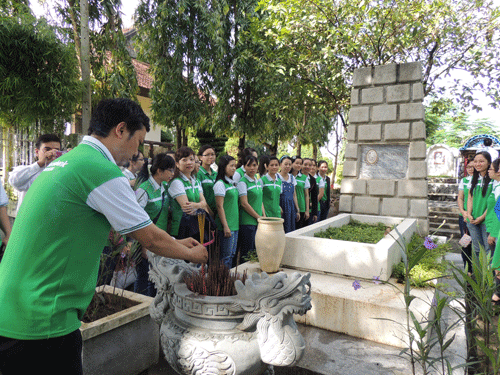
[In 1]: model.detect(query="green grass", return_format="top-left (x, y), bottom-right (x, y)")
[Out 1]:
top-left (313, 220), bottom-right (388, 244)
top-left (391, 233), bottom-right (450, 288)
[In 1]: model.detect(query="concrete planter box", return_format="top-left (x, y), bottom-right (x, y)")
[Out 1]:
top-left (282, 214), bottom-right (417, 281)
top-left (80, 285), bottom-right (159, 375)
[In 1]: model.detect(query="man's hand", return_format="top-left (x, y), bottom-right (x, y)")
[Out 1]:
top-left (37, 148), bottom-right (59, 167)
top-left (177, 237), bottom-right (201, 248)
top-left (187, 244), bottom-right (208, 263)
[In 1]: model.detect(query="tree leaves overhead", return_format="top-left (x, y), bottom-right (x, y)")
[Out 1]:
top-left (257, 0), bottom-right (500, 112)
top-left (0, 13), bottom-right (80, 127)
top-left (55, 0), bottom-right (139, 106)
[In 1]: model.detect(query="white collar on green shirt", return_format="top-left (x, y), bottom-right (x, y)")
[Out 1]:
top-left (82, 136), bottom-right (116, 164)
top-left (179, 171), bottom-right (197, 185)
top-left (243, 173), bottom-right (258, 182)
top-left (263, 172), bottom-right (278, 182)
top-left (148, 175), bottom-right (161, 190)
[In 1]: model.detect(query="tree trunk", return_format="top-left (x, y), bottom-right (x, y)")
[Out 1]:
top-left (296, 134), bottom-right (302, 158)
top-left (80, 0), bottom-right (91, 135)
top-left (2, 128), bottom-right (13, 188)
top-left (312, 144), bottom-right (318, 160)
top-left (67, 0), bottom-right (82, 68)
top-left (182, 128), bottom-right (188, 147)
top-left (176, 123), bottom-right (182, 149)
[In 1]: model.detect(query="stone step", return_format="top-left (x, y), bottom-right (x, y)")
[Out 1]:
top-left (239, 262), bottom-right (435, 349)
top-left (428, 212), bottom-right (460, 220)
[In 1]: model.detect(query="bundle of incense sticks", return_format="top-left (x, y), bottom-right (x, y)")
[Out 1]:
top-left (184, 213), bottom-right (247, 296)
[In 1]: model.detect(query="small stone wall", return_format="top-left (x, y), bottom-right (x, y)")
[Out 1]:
top-left (340, 62), bottom-right (428, 233)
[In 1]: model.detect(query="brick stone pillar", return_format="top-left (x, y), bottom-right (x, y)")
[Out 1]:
top-left (339, 62), bottom-right (428, 233)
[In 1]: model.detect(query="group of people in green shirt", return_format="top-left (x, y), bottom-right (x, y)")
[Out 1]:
top-left (458, 150), bottom-right (500, 304)
top-left (129, 145), bottom-right (332, 271)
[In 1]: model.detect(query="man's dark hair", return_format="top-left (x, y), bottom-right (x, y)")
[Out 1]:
top-left (35, 134), bottom-right (61, 149)
top-left (88, 98), bottom-right (150, 137)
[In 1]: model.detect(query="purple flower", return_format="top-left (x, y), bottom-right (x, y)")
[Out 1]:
top-left (373, 276), bottom-right (381, 285)
top-left (352, 280), bottom-right (361, 290)
top-left (431, 296), bottom-right (437, 307)
top-left (424, 237), bottom-right (437, 250)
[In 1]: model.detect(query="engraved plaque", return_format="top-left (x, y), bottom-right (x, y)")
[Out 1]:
top-left (359, 145), bottom-right (408, 179)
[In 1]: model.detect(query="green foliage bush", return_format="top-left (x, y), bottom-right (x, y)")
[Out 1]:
top-left (392, 233), bottom-right (449, 288)
top-left (314, 220), bottom-right (388, 244)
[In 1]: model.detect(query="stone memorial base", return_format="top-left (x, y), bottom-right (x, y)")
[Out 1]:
top-left (238, 263), bottom-right (435, 348)
top-left (282, 214), bottom-right (417, 281)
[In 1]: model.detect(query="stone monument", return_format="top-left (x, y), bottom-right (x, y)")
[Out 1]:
top-left (427, 144), bottom-right (459, 178)
top-left (340, 62), bottom-right (428, 233)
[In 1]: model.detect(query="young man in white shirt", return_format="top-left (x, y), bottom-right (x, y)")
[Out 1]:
top-left (8, 134), bottom-right (62, 211)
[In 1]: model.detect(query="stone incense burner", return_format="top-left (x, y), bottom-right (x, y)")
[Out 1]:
top-left (148, 253), bottom-right (312, 375)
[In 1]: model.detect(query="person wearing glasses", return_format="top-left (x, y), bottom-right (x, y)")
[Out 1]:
top-left (197, 145), bottom-right (217, 216)
top-left (122, 150), bottom-right (145, 187)
top-left (168, 147), bottom-right (212, 240)
top-left (134, 153), bottom-right (176, 296)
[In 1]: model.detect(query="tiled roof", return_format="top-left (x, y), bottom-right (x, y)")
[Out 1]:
top-left (132, 58), bottom-right (152, 90)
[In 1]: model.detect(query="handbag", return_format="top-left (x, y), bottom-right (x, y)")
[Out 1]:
top-left (458, 233), bottom-right (472, 247)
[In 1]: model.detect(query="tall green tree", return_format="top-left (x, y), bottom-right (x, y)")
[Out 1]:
top-left (0, 13), bottom-right (80, 128)
top-left (256, 0), bottom-right (500, 117)
top-left (425, 99), bottom-right (498, 148)
top-left (55, 0), bottom-right (138, 107)
top-left (135, 0), bottom-right (215, 148)
top-left (0, 11), bottom-right (80, 183)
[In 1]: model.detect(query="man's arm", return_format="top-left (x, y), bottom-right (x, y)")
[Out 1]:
top-left (8, 163), bottom-right (43, 192)
top-left (129, 224), bottom-right (207, 263)
top-left (0, 206), bottom-right (11, 246)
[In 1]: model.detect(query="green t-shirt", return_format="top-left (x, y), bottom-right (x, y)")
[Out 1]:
top-left (0, 137), bottom-right (151, 339)
top-left (136, 177), bottom-right (168, 231)
top-left (168, 174), bottom-right (202, 236)
top-left (237, 175), bottom-right (263, 226)
top-left (295, 173), bottom-right (309, 213)
top-left (458, 176), bottom-right (472, 216)
top-left (471, 176), bottom-right (493, 219)
top-left (214, 179), bottom-right (239, 231)
top-left (261, 174), bottom-right (282, 218)
top-left (197, 166), bottom-right (216, 214)
top-left (485, 182), bottom-right (500, 236)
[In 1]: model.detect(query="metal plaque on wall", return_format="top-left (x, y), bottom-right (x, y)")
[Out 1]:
top-left (359, 145), bottom-right (409, 179)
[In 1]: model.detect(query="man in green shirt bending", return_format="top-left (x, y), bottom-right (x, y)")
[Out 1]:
top-left (0, 98), bottom-right (207, 374)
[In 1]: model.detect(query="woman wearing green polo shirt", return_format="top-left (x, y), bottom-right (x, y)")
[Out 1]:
top-left (168, 147), bottom-right (212, 240)
top-left (234, 147), bottom-right (257, 183)
top-left (466, 151), bottom-right (493, 256)
top-left (486, 159), bottom-right (500, 252)
top-left (197, 145), bottom-right (217, 215)
top-left (134, 153), bottom-right (175, 296)
top-left (292, 156), bottom-right (310, 229)
top-left (214, 155), bottom-right (239, 267)
top-left (237, 155), bottom-right (264, 265)
top-left (259, 155), bottom-right (282, 219)
top-left (458, 162), bottom-right (474, 270)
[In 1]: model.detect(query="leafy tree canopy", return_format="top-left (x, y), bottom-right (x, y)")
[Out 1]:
top-left (256, 0), bottom-right (500, 113)
top-left (0, 12), bottom-right (80, 128)
top-left (425, 98), bottom-right (499, 148)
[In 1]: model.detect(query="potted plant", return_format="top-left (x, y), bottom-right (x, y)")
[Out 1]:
top-left (80, 232), bottom-right (159, 375)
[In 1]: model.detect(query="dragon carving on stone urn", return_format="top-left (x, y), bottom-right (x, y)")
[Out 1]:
top-left (148, 253), bottom-right (312, 375)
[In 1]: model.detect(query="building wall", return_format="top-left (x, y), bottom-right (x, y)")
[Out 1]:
top-left (138, 95), bottom-right (161, 143)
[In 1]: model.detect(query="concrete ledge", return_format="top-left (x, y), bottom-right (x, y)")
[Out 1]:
top-left (239, 264), bottom-right (435, 348)
top-left (81, 286), bottom-right (159, 375)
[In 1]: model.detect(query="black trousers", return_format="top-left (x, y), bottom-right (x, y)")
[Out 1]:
top-left (0, 329), bottom-right (83, 375)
